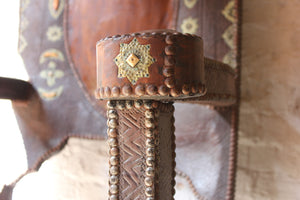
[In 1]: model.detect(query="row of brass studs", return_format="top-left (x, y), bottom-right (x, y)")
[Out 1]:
top-left (144, 101), bottom-right (159, 200)
top-left (107, 101), bottom-right (119, 200)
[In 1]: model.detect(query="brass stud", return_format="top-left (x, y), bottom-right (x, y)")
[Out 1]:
top-left (126, 100), bottom-right (133, 109)
top-left (110, 147), bottom-right (119, 156)
top-left (146, 167), bottom-right (155, 177)
top-left (122, 84), bottom-right (132, 96)
top-left (165, 35), bottom-right (176, 44)
top-left (105, 87), bottom-right (111, 97)
top-left (108, 138), bottom-right (118, 147)
top-left (182, 84), bottom-right (190, 95)
top-left (110, 175), bottom-right (119, 185)
top-left (110, 166), bottom-right (119, 175)
top-left (108, 128), bottom-right (117, 138)
top-left (117, 101), bottom-right (125, 110)
top-left (158, 85), bottom-right (170, 96)
top-left (144, 101), bottom-right (153, 109)
top-left (107, 110), bottom-right (118, 119)
top-left (135, 84), bottom-right (146, 96)
top-left (110, 185), bottom-right (118, 194)
top-left (134, 100), bottom-right (143, 108)
top-left (107, 101), bottom-right (116, 109)
top-left (146, 85), bottom-right (158, 95)
top-left (110, 195), bottom-right (118, 200)
top-left (162, 67), bottom-right (174, 77)
top-left (146, 139), bottom-right (155, 147)
top-left (165, 45), bottom-right (176, 55)
top-left (110, 156), bottom-right (119, 165)
top-left (146, 148), bottom-right (155, 157)
top-left (144, 177), bottom-right (153, 187)
top-left (145, 119), bottom-right (155, 129)
top-left (191, 84), bottom-right (199, 94)
top-left (170, 87), bottom-right (180, 97)
top-left (164, 55), bottom-right (176, 66)
top-left (108, 119), bottom-right (118, 128)
top-left (145, 110), bottom-right (154, 118)
top-left (145, 187), bottom-right (154, 197)
top-left (145, 129), bottom-right (154, 138)
top-left (146, 158), bottom-right (155, 167)
top-left (111, 86), bottom-right (120, 97)
top-left (100, 87), bottom-right (105, 97)
top-left (164, 78), bottom-right (175, 88)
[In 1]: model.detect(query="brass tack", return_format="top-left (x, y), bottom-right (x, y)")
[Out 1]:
top-left (110, 166), bottom-right (119, 175)
top-left (164, 55), bottom-right (176, 66)
top-left (145, 129), bottom-right (154, 138)
top-left (146, 85), bottom-right (158, 95)
top-left (110, 175), bottom-right (119, 185)
top-left (146, 157), bottom-right (155, 167)
top-left (164, 78), bottom-right (175, 88)
top-left (158, 85), bottom-right (170, 96)
top-left (110, 156), bottom-right (119, 165)
top-left (110, 185), bottom-right (118, 194)
top-left (134, 100), bottom-right (143, 108)
top-left (135, 84), bottom-right (146, 96)
top-left (107, 101), bottom-right (116, 109)
top-left (122, 84), bottom-right (132, 96)
top-left (107, 110), bottom-right (118, 119)
top-left (144, 101), bottom-right (153, 109)
top-left (165, 45), bottom-right (176, 55)
top-left (145, 110), bottom-right (154, 118)
top-left (108, 128), bottom-right (117, 138)
top-left (170, 87), bottom-right (180, 97)
top-left (145, 119), bottom-right (155, 129)
top-left (145, 187), bottom-right (154, 197)
top-left (110, 147), bottom-right (119, 156)
top-left (105, 87), bottom-right (111, 97)
top-left (108, 138), bottom-right (118, 147)
top-left (117, 101), bottom-right (125, 110)
top-left (191, 84), bottom-right (199, 94)
top-left (162, 67), bottom-right (174, 78)
top-left (146, 138), bottom-right (155, 147)
top-left (107, 119), bottom-right (118, 128)
top-left (146, 167), bottom-right (155, 177)
top-left (110, 195), bottom-right (118, 200)
top-left (182, 84), bottom-right (190, 95)
top-left (165, 35), bottom-right (176, 44)
top-left (126, 100), bottom-right (133, 109)
top-left (111, 86), bottom-right (120, 97)
top-left (100, 87), bottom-right (105, 97)
top-left (146, 148), bottom-right (155, 157)
top-left (144, 177), bottom-right (153, 187)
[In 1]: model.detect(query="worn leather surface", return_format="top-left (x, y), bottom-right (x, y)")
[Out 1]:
top-left (0, 0), bottom-right (241, 199)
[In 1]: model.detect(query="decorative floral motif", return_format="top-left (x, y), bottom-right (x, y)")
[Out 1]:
top-left (40, 68), bottom-right (64, 87)
top-left (114, 38), bottom-right (155, 85)
top-left (181, 17), bottom-right (198, 34)
top-left (184, 0), bottom-right (198, 9)
top-left (222, 0), bottom-right (236, 23)
top-left (48, 0), bottom-right (64, 19)
top-left (46, 25), bottom-right (63, 41)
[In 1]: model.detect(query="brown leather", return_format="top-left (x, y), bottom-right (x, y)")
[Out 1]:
top-left (0, 0), bottom-right (242, 199)
top-left (65, 0), bottom-right (178, 102)
top-left (108, 101), bottom-right (175, 199)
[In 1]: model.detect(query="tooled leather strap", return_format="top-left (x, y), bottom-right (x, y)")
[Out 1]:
top-left (95, 31), bottom-right (236, 105)
top-left (96, 31), bottom-right (236, 200)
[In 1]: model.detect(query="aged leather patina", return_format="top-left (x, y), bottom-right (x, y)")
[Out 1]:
top-left (0, 0), bottom-right (242, 199)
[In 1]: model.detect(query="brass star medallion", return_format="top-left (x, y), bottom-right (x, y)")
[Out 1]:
top-left (114, 38), bottom-right (155, 85)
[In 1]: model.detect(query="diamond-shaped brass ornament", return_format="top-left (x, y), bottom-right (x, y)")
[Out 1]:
top-left (114, 38), bottom-right (155, 85)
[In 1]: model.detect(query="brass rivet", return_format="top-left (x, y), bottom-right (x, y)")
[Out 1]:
top-left (135, 84), bottom-right (146, 96)
top-left (146, 139), bottom-right (155, 147)
top-left (110, 156), bottom-right (119, 165)
top-left (164, 78), bottom-right (175, 88)
top-left (145, 110), bottom-right (154, 118)
top-left (110, 166), bottom-right (119, 175)
top-left (145, 129), bottom-right (154, 138)
top-left (162, 67), bottom-right (174, 78)
top-left (158, 85), bottom-right (170, 96)
top-left (108, 119), bottom-right (118, 128)
top-left (144, 101), bottom-right (153, 109)
top-left (145, 119), bottom-right (155, 129)
top-left (144, 177), bottom-right (153, 187)
top-left (145, 187), bottom-right (154, 197)
top-left (126, 100), bottom-right (133, 109)
top-left (182, 84), bottom-right (190, 95)
top-left (107, 101), bottom-right (116, 109)
top-left (165, 45), bottom-right (176, 55)
top-left (164, 55), bottom-right (176, 66)
top-left (107, 110), bottom-right (118, 119)
top-left (117, 101), bottom-right (126, 110)
top-left (146, 157), bottom-right (155, 167)
top-left (134, 100), bottom-right (143, 108)
top-left (110, 147), bottom-right (119, 156)
top-left (110, 185), bottom-right (118, 194)
top-left (108, 138), bottom-right (118, 147)
top-left (111, 86), bottom-right (120, 97)
top-left (122, 84), bottom-right (132, 96)
top-left (146, 85), bottom-right (158, 95)
top-left (108, 128), bottom-right (117, 138)
top-left (105, 87), bottom-right (111, 97)
top-left (170, 87), bottom-right (180, 97)
top-left (110, 175), bottom-right (119, 185)
top-left (146, 167), bottom-right (155, 177)
top-left (110, 195), bottom-right (118, 200)
top-left (146, 148), bottom-right (155, 157)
